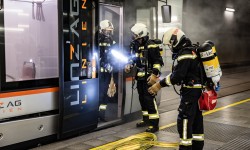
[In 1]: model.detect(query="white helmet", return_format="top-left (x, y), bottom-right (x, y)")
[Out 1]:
top-left (100, 20), bottom-right (114, 30)
top-left (162, 27), bottom-right (185, 48)
top-left (131, 23), bottom-right (148, 39)
top-left (99, 20), bottom-right (114, 37)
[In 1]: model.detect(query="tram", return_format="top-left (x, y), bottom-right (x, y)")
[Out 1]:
top-left (0, 0), bottom-right (161, 149)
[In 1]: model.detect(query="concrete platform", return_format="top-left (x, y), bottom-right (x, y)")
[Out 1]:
top-left (32, 65), bottom-right (250, 150)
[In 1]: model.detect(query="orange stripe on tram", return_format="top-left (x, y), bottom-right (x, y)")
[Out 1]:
top-left (0, 87), bottom-right (59, 98)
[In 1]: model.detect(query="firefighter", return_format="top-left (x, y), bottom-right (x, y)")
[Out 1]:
top-left (148, 27), bottom-right (205, 149)
top-left (97, 20), bottom-right (117, 121)
top-left (125, 23), bottom-right (164, 133)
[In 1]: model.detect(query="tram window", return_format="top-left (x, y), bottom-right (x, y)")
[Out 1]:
top-left (4, 0), bottom-right (58, 82)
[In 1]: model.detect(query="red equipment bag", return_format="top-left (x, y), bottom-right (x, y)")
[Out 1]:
top-left (198, 90), bottom-right (218, 111)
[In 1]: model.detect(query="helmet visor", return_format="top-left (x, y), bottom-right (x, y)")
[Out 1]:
top-left (131, 32), bottom-right (140, 40)
top-left (102, 29), bottom-right (113, 37)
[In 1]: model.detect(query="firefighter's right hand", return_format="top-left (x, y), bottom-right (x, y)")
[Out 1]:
top-left (147, 74), bottom-right (159, 85)
top-left (148, 82), bottom-right (162, 96)
top-left (125, 64), bottom-right (131, 73)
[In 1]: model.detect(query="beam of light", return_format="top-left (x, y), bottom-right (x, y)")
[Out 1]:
top-left (225, 8), bottom-right (235, 12)
top-left (111, 49), bottom-right (129, 63)
top-left (93, 52), bottom-right (98, 59)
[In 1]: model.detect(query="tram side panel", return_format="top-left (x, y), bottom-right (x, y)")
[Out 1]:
top-left (0, 90), bottom-right (58, 147)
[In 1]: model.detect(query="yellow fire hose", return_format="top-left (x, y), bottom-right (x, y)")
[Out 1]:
top-left (90, 132), bottom-right (179, 150)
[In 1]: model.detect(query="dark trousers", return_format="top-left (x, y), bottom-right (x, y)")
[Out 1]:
top-left (177, 88), bottom-right (204, 150)
top-left (137, 80), bottom-right (159, 127)
top-left (99, 71), bottom-right (111, 106)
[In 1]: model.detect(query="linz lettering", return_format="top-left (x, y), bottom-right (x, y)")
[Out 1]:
top-left (82, 22), bottom-right (87, 30)
top-left (70, 0), bottom-right (80, 106)
top-left (82, 59), bottom-right (87, 68)
top-left (82, 0), bottom-right (87, 9)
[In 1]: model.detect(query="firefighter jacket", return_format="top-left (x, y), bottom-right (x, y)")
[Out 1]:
top-left (98, 33), bottom-right (116, 72)
top-left (130, 39), bottom-right (164, 80)
top-left (160, 45), bottom-right (204, 87)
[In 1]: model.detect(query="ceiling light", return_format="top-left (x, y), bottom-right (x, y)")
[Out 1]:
top-left (225, 8), bottom-right (235, 12)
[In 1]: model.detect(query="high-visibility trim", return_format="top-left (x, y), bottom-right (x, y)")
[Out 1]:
top-left (135, 53), bottom-right (139, 57)
top-left (101, 67), bottom-right (104, 72)
top-left (99, 104), bottom-right (107, 111)
top-left (183, 84), bottom-right (203, 88)
top-left (183, 119), bottom-right (188, 140)
top-left (179, 138), bottom-right (192, 146)
top-left (192, 134), bottom-right (204, 141)
top-left (160, 50), bottom-right (163, 56)
top-left (177, 54), bottom-right (197, 61)
top-left (99, 43), bottom-right (111, 47)
top-left (149, 114), bottom-right (159, 119)
top-left (154, 99), bottom-right (159, 117)
top-left (148, 99), bottom-right (159, 119)
top-left (139, 46), bottom-right (144, 50)
top-left (148, 126), bottom-right (154, 129)
top-left (153, 64), bottom-right (161, 71)
top-left (183, 86), bottom-right (203, 88)
top-left (148, 44), bottom-right (159, 48)
top-left (142, 111), bottom-right (149, 116)
top-left (137, 72), bottom-right (145, 77)
top-left (140, 52), bottom-right (143, 58)
top-left (100, 67), bottom-right (109, 72)
top-left (165, 73), bottom-right (172, 86)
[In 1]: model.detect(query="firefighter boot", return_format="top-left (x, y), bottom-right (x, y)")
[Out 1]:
top-left (145, 126), bottom-right (159, 133)
top-left (99, 110), bottom-right (107, 122)
top-left (145, 118), bottom-right (159, 133)
top-left (136, 116), bottom-right (149, 127)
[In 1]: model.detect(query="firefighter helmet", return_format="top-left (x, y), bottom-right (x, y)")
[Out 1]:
top-left (130, 23), bottom-right (149, 39)
top-left (100, 20), bottom-right (114, 36)
top-left (162, 27), bottom-right (185, 48)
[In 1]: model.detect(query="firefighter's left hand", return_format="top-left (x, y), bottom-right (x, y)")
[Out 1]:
top-left (147, 74), bottom-right (159, 85)
top-left (148, 82), bottom-right (162, 96)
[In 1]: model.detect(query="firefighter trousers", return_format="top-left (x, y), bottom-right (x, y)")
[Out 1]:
top-left (98, 71), bottom-right (111, 120)
top-left (177, 88), bottom-right (204, 150)
top-left (137, 80), bottom-right (159, 127)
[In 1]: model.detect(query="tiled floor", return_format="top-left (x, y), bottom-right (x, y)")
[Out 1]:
top-left (32, 66), bottom-right (250, 150)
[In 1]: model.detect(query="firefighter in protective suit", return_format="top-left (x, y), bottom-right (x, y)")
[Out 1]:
top-left (97, 20), bottom-right (117, 121)
top-left (125, 23), bottom-right (164, 133)
top-left (148, 27), bottom-right (205, 149)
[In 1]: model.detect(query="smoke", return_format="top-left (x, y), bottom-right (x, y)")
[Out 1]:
top-left (183, 0), bottom-right (250, 64)
top-left (183, 0), bottom-right (225, 45)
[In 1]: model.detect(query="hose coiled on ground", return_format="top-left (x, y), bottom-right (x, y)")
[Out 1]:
top-left (90, 132), bottom-right (178, 150)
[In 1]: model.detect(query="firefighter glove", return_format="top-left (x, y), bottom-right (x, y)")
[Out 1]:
top-left (147, 74), bottom-right (159, 85)
top-left (148, 82), bottom-right (162, 96)
top-left (125, 64), bottom-right (132, 73)
top-left (107, 76), bottom-right (116, 97)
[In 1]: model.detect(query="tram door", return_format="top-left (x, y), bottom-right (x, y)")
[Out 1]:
top-left (98, 4), bottom-right (124, 125)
